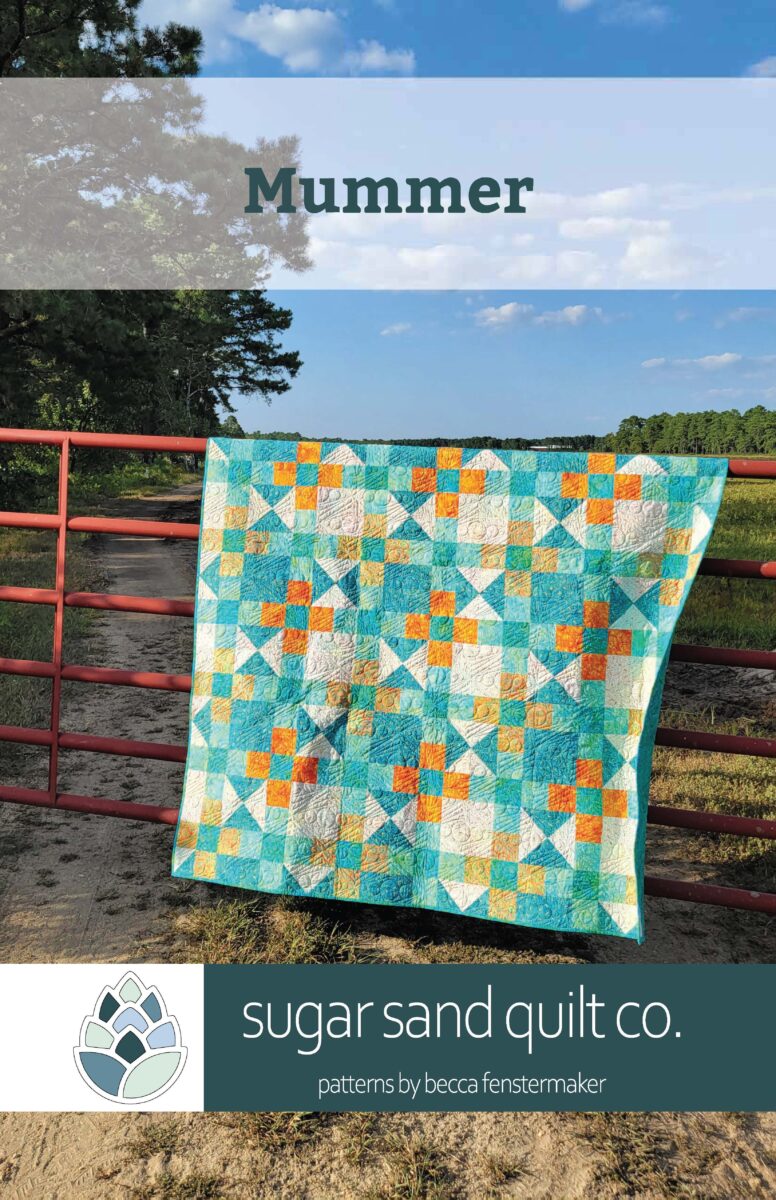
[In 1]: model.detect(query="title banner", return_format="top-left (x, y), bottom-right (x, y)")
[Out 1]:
top-left (1, 964), bottom-right (773, 1112)
top-left (205, 964), bottom-right (776, 1112)
top-left (2, 79), bottom-right (775, 289)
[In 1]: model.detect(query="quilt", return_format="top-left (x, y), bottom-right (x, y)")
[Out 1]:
top-left (173, 438), bottom-right (727, 940)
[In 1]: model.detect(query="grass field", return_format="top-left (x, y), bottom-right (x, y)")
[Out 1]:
top-left (676, 478), bottom-right (776, 648)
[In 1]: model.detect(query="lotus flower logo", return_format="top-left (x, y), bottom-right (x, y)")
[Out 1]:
top-left (74, 972), bottom-right (187, 1103)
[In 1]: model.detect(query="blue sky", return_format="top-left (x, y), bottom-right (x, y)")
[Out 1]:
top-left (237, 291), bottom-right (776, 438)
top-left (139, 1), bottom-right (776, 79)
top-left (134, 4), bottom-right (776, 435)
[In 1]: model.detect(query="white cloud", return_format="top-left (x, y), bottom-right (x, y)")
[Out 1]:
top-left (640, 352), bottom-right (774, 372)
top-left (746, 56), bottom-right (776, 78)
top-left (474, 301), bottom-right (607, 329)
top-left (474, 302), bottom-right (535, 328)
top-left (716, 306), bottom-right (776, 327)
top-left (535, 303), bottom-right (606, 326)
top-left (559, 217), bottom-right (671, 239)
top-left (601, 1), bottom-right (670, 27)
top-left (342, 39), bottom-right (415, 74)
top-left (139, 0), bottom-right (416, 73)
top-left (619, 234), bottom-right (715, 283)
top-left (380, 322), bottom-right (412, 336)
top-left (558, 0), bottom-right (670, 25)
top-left (688, 353), bottom-right (744, 370)
top-left (238, 6), bottom-right (340, 72)
top-left (529, 185), bottom-right (651, 220)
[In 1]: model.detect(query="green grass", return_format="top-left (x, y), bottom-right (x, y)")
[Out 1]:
top-left (366, 1134), bottom-right (453, 1200)
top-left (0, 527), bottom-right (98, 739)
top-left (0, 458), bottom-right (200, 739)
top-left (676, 478), bottom-right (775, 648)
top-left (128, 1119), bottom-right (183, 1160)
top-left (221, 1111), bottom-right (333, 1152)
top-left (652, 709), bottom-right (776, 893)
top-left (131, 1173), bottom-right (225, 1200)
top-left (3, 444), bottom-right (199, 514)
top-left (175, 893), bottom-right (377, 965)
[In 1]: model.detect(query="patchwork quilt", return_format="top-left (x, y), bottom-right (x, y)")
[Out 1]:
top-left (173, 439), bottom-right (727, 941)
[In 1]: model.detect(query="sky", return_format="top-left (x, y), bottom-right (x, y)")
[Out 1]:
top-left (135, 2), bottom-right (776, 435)
top-left (236, 291), bottom-right (776, 438)
top-left (137, 0), bottom-right (776, 79)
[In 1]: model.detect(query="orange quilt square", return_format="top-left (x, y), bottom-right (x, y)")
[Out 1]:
top-left (608, 629), bottom-right (632, 656)
top-left (442, 771), bottom-right (469, 800)
top-left (292, 756), bottom-right (318, 783)
top-left (420, 742), bottom-right (446, 770)
top-left (576, 814), bottom-right (603, 843)
top-left (283, 628), bottom-right (308, 655)
top-left (428, 640), bottom-right (453, 667)
top-left (582, 653), bottom-right (607, 680)
top-left (406, 613), bottom-right (431, 639)
top-left (417, 794), bottom-right (442, 822)
top-left (267, 779), bottom-right (292, 807)
top-left (548, 784), bottom-right (576, 812)
top-left (412, 467), bottom-right (437, 492)
top-left (393, 766), bottom-right (420, 794)
top-left (576, 759), bottom-right (603, 788)
top-left (584, 601), bottom-right (609, 628)
top-left (436, 492), bottom-right (459, 518)
top-left (614, 473), bottom-right (641, 500)
top-left (309, 605), bottom-right (334, 631)
top-left (459, 469), bottom-right (485, 494)
top-left (561, 472), bottom-right (588, 499)
top-left (261, 602), bottom-right (286, 627)
top-left (271, 727), bottom-right (296, 755)
top-left (556, 624), bottom-right (583, 653)
top-left (296, 441), bottom-right (321, 463)
top-left (587, 499), bottom-right (614, 525)
top-left (274, 461), bottom-right (296, 486)
top-left (287, 579), bottom-right (312, 605)
top-left (430, 590), bottom-right (456, 616)
top-left (246, 750), bottom-right (271, 779)
top-left (437, 447), bottom-right (462, 469)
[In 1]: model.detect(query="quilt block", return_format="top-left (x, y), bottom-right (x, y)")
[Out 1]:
top-left (173, 439), bottom-right (727, 940)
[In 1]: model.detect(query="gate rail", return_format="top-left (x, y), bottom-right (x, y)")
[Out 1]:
top-left (0, 429), bottom-right (774, 916)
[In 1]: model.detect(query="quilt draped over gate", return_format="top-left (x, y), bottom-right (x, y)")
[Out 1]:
top-left (173, 439), bottom-right (727, 941)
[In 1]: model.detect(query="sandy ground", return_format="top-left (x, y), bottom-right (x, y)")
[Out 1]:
top-left (2, 1110), bottom-right (776, 1200)
top-left (0, 481), bottom-right (774, 1199)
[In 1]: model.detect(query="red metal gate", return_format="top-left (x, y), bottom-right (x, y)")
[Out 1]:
top-left (0, 428), bottom-right (774, 915)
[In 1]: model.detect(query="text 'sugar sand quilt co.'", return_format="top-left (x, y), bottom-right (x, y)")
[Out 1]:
top-left (173, 439), bottom-right (727, 941)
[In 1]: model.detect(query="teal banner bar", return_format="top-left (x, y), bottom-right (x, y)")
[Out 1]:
top-left (204, 965), bottom-right (776, 1112)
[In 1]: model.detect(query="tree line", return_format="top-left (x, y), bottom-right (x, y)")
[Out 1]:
top-left (236, 408), bottom-right (775, 457)
top-left (600, 406), bottom-right (776, 456)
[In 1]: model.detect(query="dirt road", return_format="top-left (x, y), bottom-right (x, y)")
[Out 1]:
top-left (0, 481), bottom-right (209, 963)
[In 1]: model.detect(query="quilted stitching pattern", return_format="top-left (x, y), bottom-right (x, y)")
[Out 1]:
top-left (173, 439), bottom-right (727, 941)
